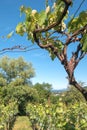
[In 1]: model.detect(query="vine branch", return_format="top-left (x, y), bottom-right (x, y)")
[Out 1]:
top-left (33, 0), bottom-right (72, 33)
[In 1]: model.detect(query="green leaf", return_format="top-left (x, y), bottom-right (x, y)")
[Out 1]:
top-left (68, 17), bottom-right (79, 33)
top-left (27, 32), bottom-right (34, 43)
top-left (38, 11), bottom-right (47, 26)
top-left (49, 51), bottom-right (56, 60)
top-left (81, 33), bottom-right (87, 52)
top-left (79, 11), bottom-right (87, 25)
top-left (68, 11), bottom-right (87, 33)
top-left (25, 7), bottom-right (32, 15)
top-left (54, 40), bottom-right (64, 52)
top-left (16, 23), bottom-right (25, 36)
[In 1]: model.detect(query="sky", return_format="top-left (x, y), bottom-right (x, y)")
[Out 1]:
top-left (0, 0), bottom-right (87, 90)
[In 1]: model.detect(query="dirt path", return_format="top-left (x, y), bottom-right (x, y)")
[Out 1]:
top-left (12, 116), bottom-right (32, 130)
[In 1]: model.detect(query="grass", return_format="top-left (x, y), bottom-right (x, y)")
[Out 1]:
top-left (12, 116), bottom-right (32, 130)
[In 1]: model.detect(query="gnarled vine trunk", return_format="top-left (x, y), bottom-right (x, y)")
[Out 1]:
top-left (69, 76), bottom-right (87, 101)
top-left (63, 60), bottom-right (87, 101)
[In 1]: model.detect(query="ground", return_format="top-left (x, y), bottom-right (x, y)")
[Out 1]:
top-left (12, 116), bottom-right (32, 130)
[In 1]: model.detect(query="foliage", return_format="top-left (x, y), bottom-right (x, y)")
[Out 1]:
top-left (0, 56), bottom-right (35, 86)
top-left (26, 101), bottom-right (87, 130)
top-left (68, 11), bottom-right (87, 33)
top-left (16, 1), bottom-right (66, 56)
top-left (0, 56), bottom-right (39, 117)
top-left (15, 0), bottom-right (87, 63)
top-left (0, 101), bottom-right (18, 130)
top-left (62, 85), bottom-right (85, 105)
top-left (25, 85), bottom-right (87, 130)
top-left (33, 82), bottom-right (52, 103)
top-left (0, 85), bottom-right (39, 115)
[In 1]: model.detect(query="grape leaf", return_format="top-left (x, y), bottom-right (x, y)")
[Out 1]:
top-left (81, 34), bottom-right (87, 52)
top-left (38, 11), bottom-right (47, 26)
top-left (6, 31), bottom-right (14, 38)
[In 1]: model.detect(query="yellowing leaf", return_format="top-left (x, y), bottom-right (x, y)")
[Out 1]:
top-left (6, 31), bottom-right (14, 38)
top-left (16, 23), bottom-right (25, 36)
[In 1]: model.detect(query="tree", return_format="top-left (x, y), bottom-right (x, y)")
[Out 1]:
top-left (0, 56), bottom-right (38, 115)
top-left (33, 82), bottom-right (52, 103)
top-left (16, 0), bottom-right (87, 100)
top-left (61, 83), bottom-right (86, 106)
top-left (0, 56), bottom-right (35, 86)
top-left (0, 85), bottom-right (39, 115)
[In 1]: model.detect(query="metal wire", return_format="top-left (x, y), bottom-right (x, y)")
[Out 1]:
top-left (71, 0), bottom-right (86, 22)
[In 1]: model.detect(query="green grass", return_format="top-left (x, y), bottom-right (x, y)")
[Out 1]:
top-left (12, 116), bottom-right (32, 130)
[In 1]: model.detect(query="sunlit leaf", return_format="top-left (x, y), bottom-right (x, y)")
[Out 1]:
top-left (38, 11), bottom-right (47, 26)
top-left (16, 23), bottom-right (25, 36)
top-left (81, 33), bottom-right (87, 52)
top-left (6, 31), bottom-right (14, 38)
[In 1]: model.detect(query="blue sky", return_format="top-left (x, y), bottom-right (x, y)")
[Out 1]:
top-left (0, 0), bottom-right (87, 90)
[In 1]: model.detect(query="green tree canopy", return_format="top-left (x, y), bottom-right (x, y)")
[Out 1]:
top-left (0, 56), bottom-right (38, 115)
top-left (33, 82), bottom-right (52, 103)
top-left (0, 85), bottom-right (38, 115)
top-left (0, 56), bottom-right (35, 86)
